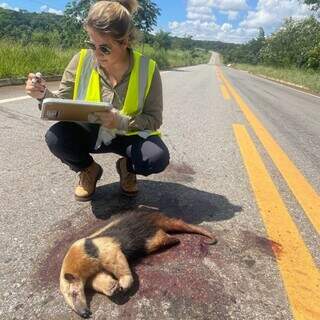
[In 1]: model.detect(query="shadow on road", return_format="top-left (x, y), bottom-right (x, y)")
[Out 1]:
top-left (92, 180), bottom-right (242, 224)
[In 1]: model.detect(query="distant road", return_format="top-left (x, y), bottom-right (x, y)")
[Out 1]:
top-left (209, 51), bottom-right (221, 65)
top-left (0, 53), bottom-right (319, 319)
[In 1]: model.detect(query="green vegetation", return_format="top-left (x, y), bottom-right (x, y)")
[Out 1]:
top-left (234, 64), bottom-right (320, 93)
top-left (222, 17), bottom-right (320, 71)
top-left (219, 0), bottom-right (320, 72)
top-left (0, 40), bottom-right (210, 79)
top-left (139, 44), bottom-right (211, 69)
top-left (0, 8), bottom-right (79, 48)
top-left (220, 14), bottom-right (320, 93)
top-left (0, 40), bottom-right (75, 78)
top-left (303, 0), bottom-right (320, 12)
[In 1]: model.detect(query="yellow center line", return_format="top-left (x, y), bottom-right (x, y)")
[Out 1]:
top-left (220, 84), bottom-right (231, 100)
top-left (233, 124), bottom-right (320, 320)
top-left (219, 68), bottom-right (320, 234)
top-left (216, 66), bottom-right (222, 82)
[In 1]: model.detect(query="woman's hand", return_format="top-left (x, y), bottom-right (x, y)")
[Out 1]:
top-left (94, 109), bottom-right (119, 129)
top-left (25, 73), bottom-right (47, 99)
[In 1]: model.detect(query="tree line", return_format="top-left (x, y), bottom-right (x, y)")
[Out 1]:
top-left (221, 1), bottom-right (320, 70)
top-left (221, 17), bottom-right (320, 70)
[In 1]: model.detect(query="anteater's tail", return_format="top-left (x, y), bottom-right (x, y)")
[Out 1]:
top-left (151, 213), bottom-right (217, 245)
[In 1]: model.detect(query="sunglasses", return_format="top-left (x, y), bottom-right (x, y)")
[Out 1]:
top-left (85, 40), bottom-right (112, 55)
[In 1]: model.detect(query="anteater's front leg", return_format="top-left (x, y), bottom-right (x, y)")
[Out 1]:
top-left (88, 271), bottom-right (119, 296)
top-left (101, 247), bottom-right (134, 292)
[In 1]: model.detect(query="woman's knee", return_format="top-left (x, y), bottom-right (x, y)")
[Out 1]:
top-left (152, 149), bottom-right (170, 173)
top-left (134, 148), bottom-right (170, 176)
top-left (45, 123), bottom-right (61, 151)
top-left (45, 122), bottom-right (80, 154)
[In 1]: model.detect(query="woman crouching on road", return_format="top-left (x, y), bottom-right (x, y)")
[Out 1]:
top-left (25, 0), bottom-right (169, 201)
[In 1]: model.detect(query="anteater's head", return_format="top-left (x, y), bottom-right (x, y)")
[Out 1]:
top-left (60, 271), bottom-right (91, 318)
top-left (60, 240), bottom-right (100, 318)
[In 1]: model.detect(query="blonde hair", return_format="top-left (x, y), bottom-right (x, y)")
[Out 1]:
top-left (85, 0), bottom-right (139, 45)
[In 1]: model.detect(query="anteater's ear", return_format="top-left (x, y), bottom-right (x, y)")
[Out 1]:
top-left (64, 273), bottom-right (77, 283)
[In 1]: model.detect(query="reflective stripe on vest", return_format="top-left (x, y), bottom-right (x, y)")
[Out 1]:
top-left (73, 50), bottom-right (101, 102)
top-left (73, 49), bottom-right (160, 137)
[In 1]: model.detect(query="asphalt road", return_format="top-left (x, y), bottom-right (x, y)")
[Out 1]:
top-left (0, 54), bottom-right (319, 320)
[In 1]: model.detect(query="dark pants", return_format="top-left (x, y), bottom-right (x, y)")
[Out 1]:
top-left (45, 122), bottom-right (170, 176)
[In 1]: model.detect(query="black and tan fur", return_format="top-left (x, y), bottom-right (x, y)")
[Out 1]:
top-left (60, 210), bottom-right (217, 318)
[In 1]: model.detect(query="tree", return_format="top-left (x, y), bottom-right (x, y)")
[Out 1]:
top-left (153, 30), bottom-right (171, 50)
top-left (133, 0), bottom-right (160, 51)
top-left (64, 0), bottom-right (160, 34)
top-left (0, 7), bottom-right (67, 46)
top-left (257, 27), bottom-right (265, 40)
top-left (220, 17), bottom-right (320, 70)
top-left (64, 0), bottom-right (94, 25)
top-left (259, 17), bottom-right (320, 68)
top-left (303, 0), bottom-right (320, 12)
top-left (133, 0), bottom-right (160, 33)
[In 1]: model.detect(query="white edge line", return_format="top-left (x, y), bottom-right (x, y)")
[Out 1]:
top-left (251, 73), bottom-right (320, 100)
top-left (0, 91), bottom-right (59, 105)
top-left (225, 66), bottom-right (320, 100)
top-left (0, 95), bottom-right (32, 104)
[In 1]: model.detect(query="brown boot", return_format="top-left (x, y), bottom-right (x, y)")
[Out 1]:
top-left (116, 157), bottom-right (138, 197)
top-left (74, 161), bottom-right (103, 202)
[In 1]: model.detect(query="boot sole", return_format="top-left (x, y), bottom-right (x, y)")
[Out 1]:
top-left (119, 187), bottom-right (139, 197)
top-left (116, 159), bottom-right (139, 197)
top-left (74, 165), bottom-right (103, 202)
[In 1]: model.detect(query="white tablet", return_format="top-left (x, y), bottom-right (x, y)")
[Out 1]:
top-left (40, 98), bottom-right (113, 123)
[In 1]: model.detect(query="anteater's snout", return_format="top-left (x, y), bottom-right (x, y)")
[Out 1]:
top-left (78, 308), bottom-right (92, 318)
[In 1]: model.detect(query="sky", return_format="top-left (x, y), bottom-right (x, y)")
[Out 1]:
top-left (0, 0), bottom-right (315, 43)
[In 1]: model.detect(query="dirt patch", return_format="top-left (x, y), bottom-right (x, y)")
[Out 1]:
top-left (242, 230), bottom-right (283, 259)
top-left (162, 162), bottom-right (196, 183)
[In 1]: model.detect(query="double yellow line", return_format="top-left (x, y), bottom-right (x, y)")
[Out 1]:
top-left (217, 67), bottom-right (320, 319)
top-left (217, 69), bottom-right (231, 101)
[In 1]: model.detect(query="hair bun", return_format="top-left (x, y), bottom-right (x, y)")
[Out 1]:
top-left (116, 0), bottom-right (139, 14)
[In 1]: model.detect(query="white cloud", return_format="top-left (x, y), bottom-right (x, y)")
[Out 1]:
top-left (0, 2), bottom-right (19, 11)
top-left (187, 4), bottom-right (215, 22)
top-left (210, 0), bottom-right (248, 11)
top-left (240, 0), bottom-right (313, 30)
top-left (187, 12), bottom-right (214, 22)
top-left (220, 10), bottom-right (239, 21)
top-left (221, 23), bottom-right (232, 32)
top-left (168, 0), bottom-right (315, 43)
top-left (40, 5), bottom-right (63, 15)
top-left (169, 20), bottom-right (219, 39)
top-left (187, 0), bottom-right (248, 11)
top-left (169, 18), bottom-right (257, 43)
top-left (168, 0), bottom-right (250, 42)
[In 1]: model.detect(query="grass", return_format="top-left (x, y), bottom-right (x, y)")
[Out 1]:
top-left (0, 40), bottom-right (211, 79)
top-left (233, 63), bottom-right (320, 94)
top-left (134, 44), bottom-right (210, 69)
top-left (0, 40), bottom-right (76, 78)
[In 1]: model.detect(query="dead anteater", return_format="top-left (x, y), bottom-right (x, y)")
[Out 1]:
top-left (60, 210), bottom-right (217, 318)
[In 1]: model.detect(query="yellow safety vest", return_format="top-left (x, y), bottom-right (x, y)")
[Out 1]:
top-left (73, 49), bottom-right (160, 137)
